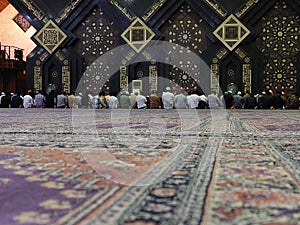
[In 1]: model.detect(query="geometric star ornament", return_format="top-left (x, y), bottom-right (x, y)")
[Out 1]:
top-left (213, 14), bottom-right (250, 51)
top-left (34, 20), bottom-right (67, 54)
top-left (121, 17), bottom-right (155, 53)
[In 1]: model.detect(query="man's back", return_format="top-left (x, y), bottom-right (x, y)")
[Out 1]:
top-left (120, 94), bottom-right (130, 108)
top-left (34, 93), bottom-right (44, 108)
top-left (162, 91), bottom-right (174, 109)
top-left (57, 94), bottom-right (67, 108)
top-left (149, 94), bottom-right (161, 109)
top-left (11, 95), bottom-right (23, 108)
top-left (187, 94), bottom-right (200, 109)
top-left (136, 94), bottom-right (147, 109)
top-left (23, 94), bottom-right (33, 108)
top-left (175, 94), bottom-right (188, 109)
top-left (108, 96), bottom-right (118, 109)
top-left (68, 94), bottom-right (79, 109)
top-left (208, 94), bottom-right (220, 109)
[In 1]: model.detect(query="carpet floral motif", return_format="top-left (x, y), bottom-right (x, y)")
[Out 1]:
top-left (0, 109), bottom-right (299, 225)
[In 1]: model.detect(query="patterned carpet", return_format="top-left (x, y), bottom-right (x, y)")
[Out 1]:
top-left (0, 109), bottom-right (299, 225)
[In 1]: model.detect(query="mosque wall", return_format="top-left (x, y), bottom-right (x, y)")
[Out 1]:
top-left (6, 0), bottom-right (300, 96)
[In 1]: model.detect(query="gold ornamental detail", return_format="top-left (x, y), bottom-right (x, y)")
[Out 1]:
top-left (213, 14), bottom-right (251, 51)
top-left (56, 0), bottom-right (82, 24)
top-left (55, 51), bottom-right (66, 62)
top-left (149, 64), bottom-right (158, 91)
top-left (34, 20), bottom-right (68, 54)
top-left (39, 51), bottom-right (49, 62)
top-left (204, 0), bottom-right (227, 17)
top-left (210, 63), bottom-right (219, 93)
top-left (22, 0), bottom-right (48, 23)
top-left (121, 18), bottom-right (155, 53)
top-left (34, 66), bottom-right (42, 92)
top-left (236, 0), bottom-right (260, 18)
top-left (109, 0), bottom-right (134, 21)
top-left (143, 0), bottom-right (167, 21)
top-left (216, 48), bottom-right (228, 60)
top-left (120, 66), bottom-right (128, 91)
top-left (243, 64), bottom-right (252, 93)
top-left (235, 48), bottom-right (247, 59)
top-left (62, 65), bottom-right (71, 94)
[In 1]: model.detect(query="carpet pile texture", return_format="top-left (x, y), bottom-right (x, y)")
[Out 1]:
top-left (0, 109), bottom-right (299, 225)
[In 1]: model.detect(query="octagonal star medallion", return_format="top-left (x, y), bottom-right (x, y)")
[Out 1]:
top-left (34, 20), bottom-right (67, 54)
top-left (213, 14), bottom-right (250, 51)
top-left (121, 17), bottom-right (155, 53)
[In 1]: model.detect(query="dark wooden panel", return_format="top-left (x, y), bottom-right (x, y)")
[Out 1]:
top-left (216, 0), bottom-right (248, 13)
top-left (118, 0), bottom-right (156, 17)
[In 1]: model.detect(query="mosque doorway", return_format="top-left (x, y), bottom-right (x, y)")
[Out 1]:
top-left (219, 54), bottom-right (244, 93)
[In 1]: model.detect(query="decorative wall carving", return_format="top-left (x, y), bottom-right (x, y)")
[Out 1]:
top-left (34, 65), bottom-right (42, 92)
top-left (55, 0), bottom-right (83, 24)
top-left (235, 48), bottom-right (247, 59)
top-left (120, 66), bottom-right (128, 91)
top-left (236, 0), bottom-right (261, 18)
top-left (109, 0), bottom-right (134, 21)
top-left (21, 0), bottom-right (48, 23)
top-left (143, 0), bottom-right (167, 21)
top-left (34, 20), bottom-right (67, 54)
top-left (204, 0), bottom-right (227, 17)
top-left (72, 5), bottom-right (123, 92)
top-left (11, 0), bottom-right (300, 94)
top-left (62, 64), bottom-right (70, 94)
top-left (33, 51), bottom-right (49, 92)
top-left (213, 14), bottom-right (250, 51)
top-left (217, 48), bottom-right (228, 60)
top-left (210, 62), bottom-right (219, 93)
top-left (74, 6), bottom-right (121, 66)
top-left (121, 18), bottom-right (155, 53)
top-left (83, 62), bottom-right (111, 92)
top-left (162, 2), bottom-right (211, 90)
top-left (149, 62), bottom-right (158, 91)
top-left (243, 62), bottom-right (252, 92)
top-left (164, 3), bottom-right (210, 55)
top-left (224, 61), bottom-right (238, 86)
top-left (254, 0), bottom-right (300, 90)
top-left (55, 51), bottom-right (71, 93)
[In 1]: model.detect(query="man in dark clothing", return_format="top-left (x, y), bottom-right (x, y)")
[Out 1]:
top-left (11, 90), bottom-right (23, 108)
top-left (223, 91), bottom-right (234, 109)
top-left (244, 93), bottom-right (257, 109)
top-left (273, 91), bottom-right (285, 109)
top-left (45, 90), bottom-right (56, 108)
top-left (287, 92), bottom-right (299, 109)
top-left (0, 92), bottom-right (11, 108)
top-left (262, 91), bottom-right (274, 109)
top-left (257, 91), bottom-right (266, 109)
top-left (233, 91), bottom-right (243, 109)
